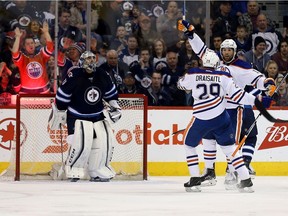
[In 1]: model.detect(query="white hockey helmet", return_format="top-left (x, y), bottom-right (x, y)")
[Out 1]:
top-left (201, 49), bottom-right (220, 68)
top-left (220, 39), bottom-right (237, 63)
top-left (78, 51), bottom-right (97, 73)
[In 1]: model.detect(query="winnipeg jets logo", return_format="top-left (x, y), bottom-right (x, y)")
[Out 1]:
top-left (85, 86), bottom-right (101, 105)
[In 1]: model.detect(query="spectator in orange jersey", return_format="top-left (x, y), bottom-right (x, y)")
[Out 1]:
top-left (11, 21), bottom-right (54, 94)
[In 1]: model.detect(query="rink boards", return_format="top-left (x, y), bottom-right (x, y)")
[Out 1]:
top-left (0, 107), bottom-right (288, 176)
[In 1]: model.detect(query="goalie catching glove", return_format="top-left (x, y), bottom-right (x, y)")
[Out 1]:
top-left (107, 100), bottom-right (122, 123)
top-left (48, 102), bottom-right (67, 130)
top-left (177, 19), bottom-right (195, 39)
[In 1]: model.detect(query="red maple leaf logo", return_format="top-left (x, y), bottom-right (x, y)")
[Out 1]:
top-left (258, 122), bottom-right (288, 150)
top-left (0, 122), bottom-right (15, 142)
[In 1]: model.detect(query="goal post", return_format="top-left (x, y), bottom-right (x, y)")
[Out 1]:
top-left (7, 94), bottom-right (148, 181)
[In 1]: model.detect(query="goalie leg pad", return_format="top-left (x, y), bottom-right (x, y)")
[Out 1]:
top-left (88, 120), bottom-right (116, 179)
top-left (65, 120), bottom-right (94, 179)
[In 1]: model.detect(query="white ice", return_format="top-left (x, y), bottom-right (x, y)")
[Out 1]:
top-left (0, 176), bottom-right (287, 216)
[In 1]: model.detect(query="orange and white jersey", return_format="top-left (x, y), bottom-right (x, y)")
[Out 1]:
top-left (12, 41), bottom-right (54, 94)
top-left (177, 67), bottom-right (255, 120)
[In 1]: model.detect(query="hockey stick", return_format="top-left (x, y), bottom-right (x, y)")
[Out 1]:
top-left (254, 73), bottom-right (288, 123)
top-left (58, 123), bottom-right (65, 180)
top-left (49, 99), bottom-right (66, 180)
top-left (232, 98), bottom-right (288, 157)
top-left (232, 74), bottom-right (288, 156)
top-left (232, 113), bottom-right (261, 157)
top-left (183, 0), bottom-right (186, 20)
top-left (163, 129), bottom-right (185, 140)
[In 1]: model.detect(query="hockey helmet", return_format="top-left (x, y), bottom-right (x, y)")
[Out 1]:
top-left (78, 51), bottom-right (97, 73)
top-left (201, 49), bottom-right (220, 69)
top-left (220, 39), bottom-right (237, 63)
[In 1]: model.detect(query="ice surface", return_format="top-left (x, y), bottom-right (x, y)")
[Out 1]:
top-left (0, 176), bottom-right (287, 216)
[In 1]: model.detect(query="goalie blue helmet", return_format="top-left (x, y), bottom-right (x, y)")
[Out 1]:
top-left (78, 51), bottom-right (97, 73)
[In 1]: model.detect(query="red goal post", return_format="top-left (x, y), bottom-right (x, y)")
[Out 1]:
top-left (8, 94), bottom-right (148, 181)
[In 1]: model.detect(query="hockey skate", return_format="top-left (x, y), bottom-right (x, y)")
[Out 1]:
top-left (237, 178), bottom-right (254, 193)
top-left (90, 177), bottom-right (111, 182)
top-left (184, 177), bottom-right (201, 192)
top-left (200, 168), bottom-right (217, 187)
top-left (244, 161), bottom-right (256, 179)
top-left (224, 171), bottom-right (238, 190)
top-left (70, 178), bottom-right (80, 182)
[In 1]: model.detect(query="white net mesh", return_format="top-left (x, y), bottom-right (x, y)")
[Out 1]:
top-left (0, 95), bottom-right (146, 181)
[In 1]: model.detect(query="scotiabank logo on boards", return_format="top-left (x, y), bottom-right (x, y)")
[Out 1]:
top-left (115, 123), bottom-right (184, 145)
top-left (146, 123), bottom-right (184, 145)
top-left (259, 123), bottom-right (288, 150)
top-left (46, 125), bottom-right (69, 153)
top-left (2, 119), bottom-right (287, 154)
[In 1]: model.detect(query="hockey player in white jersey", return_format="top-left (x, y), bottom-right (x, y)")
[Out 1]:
top-left (178, 20), bottom-right (276, 188)
top-left (177, 47), bottom-right (266, 192)
top-left (49, 51), bottom-right (121, 182)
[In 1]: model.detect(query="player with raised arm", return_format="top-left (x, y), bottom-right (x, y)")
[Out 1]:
top-left (178, 20), bottom-right (276, 188)
top-left (177, 47), bottom-right (265, 193)
top-left (49, 51), bottom-right (121, 182)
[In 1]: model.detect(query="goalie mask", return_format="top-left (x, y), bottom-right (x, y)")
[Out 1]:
top-left (201, 49), bottom-right (220, 69)
top-left (78, 51), bottom-right (97, 73)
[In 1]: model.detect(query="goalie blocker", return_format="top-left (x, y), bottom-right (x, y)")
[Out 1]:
top-left (65, 119), bottom-right (116, 181)
top-left (48, 102), bottom-right (67, 130)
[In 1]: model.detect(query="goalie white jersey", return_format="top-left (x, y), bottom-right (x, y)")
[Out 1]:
top-left (177, 68), bottom-right (255, 120)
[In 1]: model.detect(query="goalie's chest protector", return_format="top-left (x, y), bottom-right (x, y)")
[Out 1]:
top-left (69, 68), bottom-right (112, 114)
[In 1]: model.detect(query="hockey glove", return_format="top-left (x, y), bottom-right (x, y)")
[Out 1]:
top-left (48, 103), bottom-right (67, 130)
top-left (264, 78), bottom-right (276, 97)
top-left (258, 95), bottom-right (274, 108)
top-left (177, 19), bottom-right (195, 39)
top-left (108, 107), bottom-right (122, 123)
top-left (107, 100), bottom-right (121, 123)
top-left (177, 76), bottom-right (188, 91)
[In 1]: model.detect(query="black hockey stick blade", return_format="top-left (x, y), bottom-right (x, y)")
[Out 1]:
top-left (163, 129), bottom-right (185, 139)
top-left (254, 98), bottom-right (288, 123)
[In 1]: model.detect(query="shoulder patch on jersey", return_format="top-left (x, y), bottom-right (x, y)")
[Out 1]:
top-left (187, 68), bottom-right (231, 78)
top-left (231, 59), bottom-right (252, 69)
top-left (212, 70), bottom-right (232, 77)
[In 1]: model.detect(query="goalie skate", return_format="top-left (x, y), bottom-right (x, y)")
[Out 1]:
top-left (224, 171), bottom-right (238, 190)
top-left (184, 177), bottom-right (201, 192)
top-left (237, 178), bottom-right (254, 193)
top-left (90, 177), bottom-right (111, 182)
top-left (200, 168), bottom-right (217, 187)
top-left (70, 178), bottom-right (80, 182)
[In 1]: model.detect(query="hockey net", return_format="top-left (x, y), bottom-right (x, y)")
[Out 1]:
top-left (0, 94), bottom-right (147, 181)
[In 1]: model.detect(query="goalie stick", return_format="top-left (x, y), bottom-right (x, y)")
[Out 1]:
top-left (49, 99), bottom-right (66, 180)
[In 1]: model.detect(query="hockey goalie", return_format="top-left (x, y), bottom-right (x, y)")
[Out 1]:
top-left (49, 51), bottom-right (121, 182)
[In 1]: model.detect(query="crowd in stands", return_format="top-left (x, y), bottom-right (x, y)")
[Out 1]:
top-left (0, 0), bottom-right (287, 106)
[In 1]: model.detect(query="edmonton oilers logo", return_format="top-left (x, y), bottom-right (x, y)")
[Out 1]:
top-left (84, 86), bottom-right (101, 105)
top-left (26, 62), bottom-right (43, 79)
